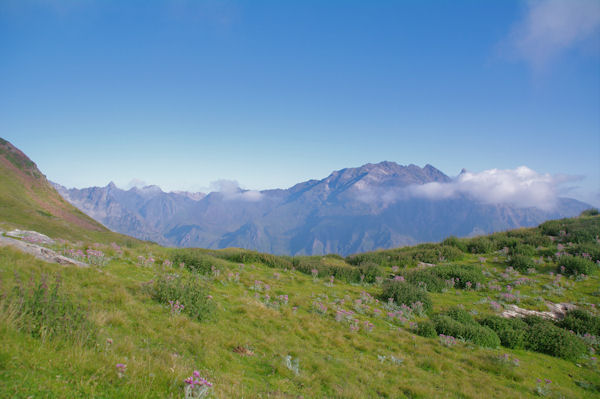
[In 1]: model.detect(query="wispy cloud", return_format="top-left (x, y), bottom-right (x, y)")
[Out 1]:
top-left (505, 0), bottom-right (600, 70)
top-left (354, 166), bottom-right (582, 211)
top-left (209, 179), bottom-right (263, 202)
top-left (125, 178), bottom-right (148, 189)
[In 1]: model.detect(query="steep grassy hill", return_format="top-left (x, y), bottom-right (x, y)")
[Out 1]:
top-left (0, 138), bottom-right (139, 245)
top-left (0, 211), bottom-right (599, 398)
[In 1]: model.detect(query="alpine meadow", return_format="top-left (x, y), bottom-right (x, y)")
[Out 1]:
top-left (1, 1), bottom-right (600, 398)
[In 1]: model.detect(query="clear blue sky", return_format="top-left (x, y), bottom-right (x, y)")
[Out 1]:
top-left (1, 1), bottom-right (599, 205)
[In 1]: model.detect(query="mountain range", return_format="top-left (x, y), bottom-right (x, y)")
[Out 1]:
top-left (53, 162), bottom-right (590, 256)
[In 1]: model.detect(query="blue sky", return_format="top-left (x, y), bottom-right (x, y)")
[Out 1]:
top-left (1, 0), bottom-right (599, 206)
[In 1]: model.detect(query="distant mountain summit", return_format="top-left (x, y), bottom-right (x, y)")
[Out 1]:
top-left (54, 161), bottom-right (591, 255)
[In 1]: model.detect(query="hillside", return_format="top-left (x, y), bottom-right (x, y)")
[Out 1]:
top-left (1, 208), bottom-right (599, 396)
top-left (55, 162), bottom-right (590, 256)
top-left (0, 138), bottom-right (139, 245)
top-left (1, 138), bottom-right (599, 398)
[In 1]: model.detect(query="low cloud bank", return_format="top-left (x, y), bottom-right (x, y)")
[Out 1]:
top-left (356, 166), bottom-right (581, 211)
top-left (210, 179), bottom-right (263, 202)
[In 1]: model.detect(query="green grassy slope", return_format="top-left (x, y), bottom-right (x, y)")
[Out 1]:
top-left (0, 214), bottom-right (599, 398)
top-left (0, 138), bottom-right (139, 245)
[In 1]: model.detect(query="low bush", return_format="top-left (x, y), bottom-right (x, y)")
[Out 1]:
top-left (557, 255), bottom-right (596, 276)
top-left (171, 250), bottom-right (219, 274)
top-left (431, 264), bottom-right (484, 289)
top-left (150, 273), bottom-right (214, 322)
top-left (403, 269), bottom-right (445, 293)
top-left (444, 307), bottom-right (478, 326)
top-left (478, 315), bottom-right (527, 349)
top-left (507, 254), bottom-right (536, 273)
top-left (567, 243), bottom-right (600, 263)
top-left (432, 315), bottom-right (500, 348)
top-left (381, 281), bottom-right (432, 312)
top-left (509, 244), bottom-right (536, 257)
top-left (557, 309), bottom-right (600, 336)
top-left (524, 319), bottom-right (587, 361)
top-left (441, 236), bottom-right (467, 253)
top-left (415, 319), bottom-right (437, 338)
top-left (466, 237), bottom-right (494, 254)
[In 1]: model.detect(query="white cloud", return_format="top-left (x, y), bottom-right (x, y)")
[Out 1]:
top-left (209, 179), bottom-right (263, 202)
top-left (408, 166), bottom-right (581, 210)
top-left (125, 178), bottom-right (148, 189)
top-left (506, 0), bottom-right (600, 69)
top-left (352, 166), bottom-right (582, 211)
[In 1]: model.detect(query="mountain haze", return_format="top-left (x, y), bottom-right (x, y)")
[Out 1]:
top-left (54, 161), bottom-right (590, 255)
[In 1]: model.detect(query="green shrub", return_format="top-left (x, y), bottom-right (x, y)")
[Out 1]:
top-left (557, 255), bottom-right (596, 276)
top-left (357, 261), bottom-right (384, 283)
top-left (403, 269), bottom-right (445, 293)
top-left (557, 309), bottom-right (600, 336)
top-left (7, 273), bottom-right (96, 346)
top-left (214, 249), bottom-right (293, 269)
top-left (381, 281), bottom-right (432, 312)
top-left (524, 319), bottom-right (587, 361)
top-left (509, 244), bottom-right (536, 257)
top-left (444, 307), bottom-right (477, 326)
top-left (507, 254), bottom-right (536, 272)
top-left (171, 250), bottom-right (218, 274)
top-left (567, 243), bottom-right (600, 262)
top-left (432, 315), bottom-right (500, 348)
top-left (466, 237), bottom-right (494, 254)
top-left (442, 236), bottom-right (467, 252)
top-left (580, 208), bottom-right (599, 217)
top-left (479, 315), bottom-right (526, 349)
top-left (415, 319), bottom-right (437, 338)
top-left (151, 273), bottom-right (214, 322)
top-left (431, 264), bottom-right (484, 289)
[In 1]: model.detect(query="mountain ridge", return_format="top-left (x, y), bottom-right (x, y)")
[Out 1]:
top-left (53, 161), bottom-right (591, 255)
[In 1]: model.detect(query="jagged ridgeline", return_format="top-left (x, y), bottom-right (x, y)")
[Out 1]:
top-left (1, 137), bottom-right (599, 398)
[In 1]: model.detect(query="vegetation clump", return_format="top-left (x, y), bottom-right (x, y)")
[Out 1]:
top-left (522, 317), bottom-right (587, 361)
top-left (381, 280), bottom-right (432, 312)
top-left (557, 254), bottom-right (596, 276)
top-left (150, 273), bottom-right (214, 322)
top-left (3, 272), bottom-right (96, 346)
top-left (431, 314), bottom-right (500, 348)
top-left (478, 315), bottom-right (527, 349)
top-left (507, 254), bottom-right (536, 273)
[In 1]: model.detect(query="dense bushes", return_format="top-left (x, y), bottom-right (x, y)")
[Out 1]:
top-left (507, 254), bottom-right (536, 272)
top-left (346, 243), bottom-right (464, 268)
top-left (444, 307), bottom-right (477, 326)
top-left (381, 281), bottom-right (432, 312)
top-left (402, 269), bottom-right (445, 292)
top-left (415, 319), bottom-right (437, 338)
top-left (466, 237), bottom-right (494, 254)
top-left (171, 250), bottom-right (221, 274)
top-left (294, 257), bottom-right (382, 284)
top-left (567, 243), bottom-right (600, 262)
top-left (479, 315), bottom-right (527, 349)
top-left (557, 255), bottom-right (596, 276)
top-left (441, 236), bottom-right (467, 252)
top-left (431, 315), bottom-right (500, 348)
top-left (523, 317), bottom-right (587, 361)
top-left (540, 216), bottom-right (600, 243)
top-left (431, 264), bottom-right (484, 289)
top-left (402, 264), bottom-right (484, 292)
top-left (214, 249), bottom-right (293, 269)
top-left (150, 273), bottom-right (214, 322)
top-left (557, 309), bottom-right (600, 336)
